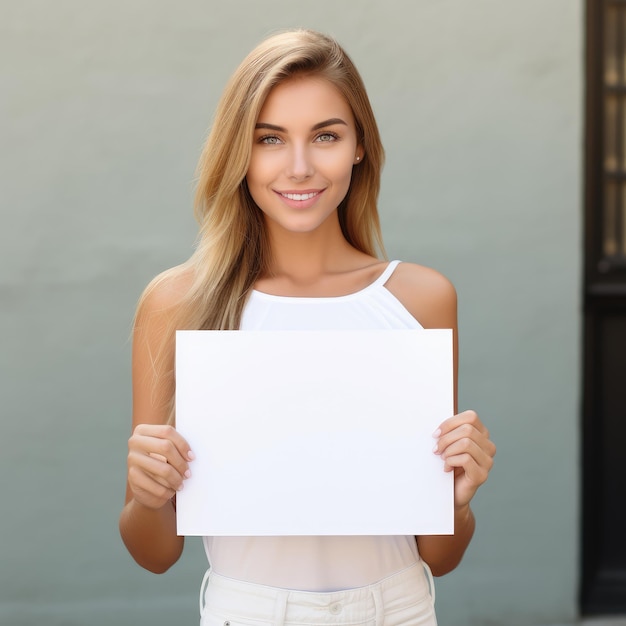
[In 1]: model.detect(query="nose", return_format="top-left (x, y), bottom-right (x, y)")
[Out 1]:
top-left (286, 144), bottom-right (313, 181)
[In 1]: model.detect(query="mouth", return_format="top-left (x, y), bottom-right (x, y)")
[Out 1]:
top-left (273, 189), bottom-right (325, 209)
top-left (276, 190), bottom-right (323, 201)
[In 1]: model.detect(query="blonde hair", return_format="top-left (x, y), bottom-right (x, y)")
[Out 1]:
top-left (137, 29), bottom-right (386, 419)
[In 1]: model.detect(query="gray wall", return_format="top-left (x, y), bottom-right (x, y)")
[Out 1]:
top-left (1, 1), bottom-right (582, 625)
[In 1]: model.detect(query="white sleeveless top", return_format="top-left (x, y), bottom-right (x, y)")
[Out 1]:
top-left (203, 260), bottom-right (424, 591)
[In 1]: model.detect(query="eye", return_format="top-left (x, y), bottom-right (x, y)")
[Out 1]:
top-left (258, 135), bottom-right (283, 145)
top-left (315, 131), bottom-right (339, 143)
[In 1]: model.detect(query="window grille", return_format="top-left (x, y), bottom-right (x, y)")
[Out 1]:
top-left (600, 1), bottom-right (626, 268)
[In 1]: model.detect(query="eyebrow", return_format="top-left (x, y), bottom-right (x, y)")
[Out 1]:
top-left (254, 118), bottom-right (348, 132)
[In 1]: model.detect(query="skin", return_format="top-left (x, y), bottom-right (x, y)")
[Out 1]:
top-left (119, 75), bottom-right (496, 577)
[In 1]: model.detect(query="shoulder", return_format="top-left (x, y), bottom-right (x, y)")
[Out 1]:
top-left (385, 261), bottom-right (457, 329)
top-left (132, 264), bottom-right (195, 382)
top-left (135, 264), bottom-right (195, 328)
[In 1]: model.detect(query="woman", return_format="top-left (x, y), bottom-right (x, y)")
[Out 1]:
top-left (120, 29), bottom-right (496, 626)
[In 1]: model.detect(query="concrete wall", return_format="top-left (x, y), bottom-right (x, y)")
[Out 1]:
top-left (0, 1), bottom-right (582, 624)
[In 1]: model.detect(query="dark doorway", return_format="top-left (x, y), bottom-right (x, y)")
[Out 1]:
top-left (582, 0), bottom-right (626, 614)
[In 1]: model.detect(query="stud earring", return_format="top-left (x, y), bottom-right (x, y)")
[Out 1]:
top-left (356, 156), bottom-right (360, 161)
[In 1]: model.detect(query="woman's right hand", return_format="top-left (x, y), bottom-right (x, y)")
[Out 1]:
top-left (127, 424), bottom-right (195, 510)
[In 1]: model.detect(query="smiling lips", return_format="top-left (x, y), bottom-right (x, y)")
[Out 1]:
top-left (281, 192), bottom-right (318, 201)
top-left (274, 189), bottom-right (325, 209)
top-left (277, 189), bottom-right (323, 201)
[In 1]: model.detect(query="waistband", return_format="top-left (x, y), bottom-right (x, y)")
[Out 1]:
top-left (200, 561), bottom-right (435, 625)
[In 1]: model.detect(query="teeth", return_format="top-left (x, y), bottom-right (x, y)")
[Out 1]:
top-left (281, 192), bottom-right (318, 201)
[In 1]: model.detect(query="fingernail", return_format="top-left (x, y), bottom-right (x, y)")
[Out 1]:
top-left (432, 445), bottom-right (440, 454)
top-left (177, 482), bottom-right (184, 491)
top-left (187, 450), bottom-right (195, 461)
top-left (184, 469), bottom-right (191, 479)
top-left (432, 428), bottom-right (441, 438)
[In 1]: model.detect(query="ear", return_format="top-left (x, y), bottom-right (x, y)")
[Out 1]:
top-left (354, 147), bottom-right (365, 164)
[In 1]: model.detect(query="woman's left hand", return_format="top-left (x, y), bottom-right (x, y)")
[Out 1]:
top-left (433, 410), bottom-right (496, 510)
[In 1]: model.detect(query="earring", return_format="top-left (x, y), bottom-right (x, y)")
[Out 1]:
top-left (356, 156), bottom-right (360, 161)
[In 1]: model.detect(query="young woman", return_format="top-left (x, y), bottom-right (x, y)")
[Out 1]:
top-left (120, 29), bottom-right (496, 626)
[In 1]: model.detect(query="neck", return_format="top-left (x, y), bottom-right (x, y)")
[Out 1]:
top-left (264, 213), bottom-right (357, 281)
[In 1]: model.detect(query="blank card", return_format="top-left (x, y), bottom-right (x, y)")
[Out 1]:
top-left (175, 329), bottom-right (453, 536)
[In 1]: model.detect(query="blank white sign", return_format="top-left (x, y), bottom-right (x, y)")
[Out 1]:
top-left (175, 329), bottom-right (453, 536)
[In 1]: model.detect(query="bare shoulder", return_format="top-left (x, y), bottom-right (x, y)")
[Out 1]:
top-left (385, 262), bottom-right (457, 329)
top-left (132, 265), bottom-right (194, 407)
top-left (135, 264), bottom-right (194, 325)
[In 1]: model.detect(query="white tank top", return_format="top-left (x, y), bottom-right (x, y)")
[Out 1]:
top-left (203, 260), bottom-right (424, 591)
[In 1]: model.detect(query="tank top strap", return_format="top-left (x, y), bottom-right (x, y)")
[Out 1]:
top-left (371, 260), bottom-right (402, 288)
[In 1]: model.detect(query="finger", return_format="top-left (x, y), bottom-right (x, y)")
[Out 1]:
top-left (438, 438), bottom-right (495, 473)
top-left (134, 423), bottom-right (195, 462)
top-left (130, 434), bottom-right (190, 480)
top-left (149, 452), bottom-right (168, 464)
top-left (128, 465), bottom-right (177, 508)
top-left (435, 410), bottom-right (489, 438)
top-left (130, 429), bottom-right (193, 478)
top-left (128, 462), bottom-right (179, 497)
top-left (437, 432), bottom-right (496, 462)
top-left (129, 450), bottom-right (187, 491)
top-left (442, 452), bottom-right (491, 487)
top-left (434, 421), bottom-right (493, 457)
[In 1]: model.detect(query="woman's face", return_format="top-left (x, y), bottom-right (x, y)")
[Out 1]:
top-left (246, 75), bottom-right (363, 237)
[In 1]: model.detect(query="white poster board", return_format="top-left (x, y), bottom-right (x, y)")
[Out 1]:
top-left (175, 329), bottom-right (453, 536)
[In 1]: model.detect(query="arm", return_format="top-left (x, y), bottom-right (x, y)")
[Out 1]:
top-left (418, 408), bottom-right (493, 576)
top-left (119, 275), bottom-right (194, 574)
top-left (386, 263), bottom-right (496, 576)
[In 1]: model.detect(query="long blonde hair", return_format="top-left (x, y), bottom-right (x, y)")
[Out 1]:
top-left (137, 29), bottom-right (386, 418)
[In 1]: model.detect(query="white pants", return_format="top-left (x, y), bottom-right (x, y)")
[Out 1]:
top-left (199, 562), bottom-right (437, 626)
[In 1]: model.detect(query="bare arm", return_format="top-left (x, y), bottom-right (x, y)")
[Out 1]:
top-left (386, 263), bottom-right (496, 576)
top-left (119, 276), bottom-right (194, 573)
top-left (418, 408), bottom-right (493, 576)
